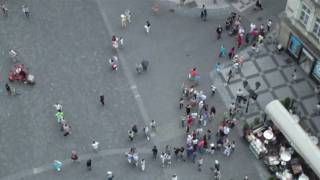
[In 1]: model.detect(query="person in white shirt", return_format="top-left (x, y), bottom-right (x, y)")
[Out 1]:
top-left (91, 140), bottom-right (99, 151)
top-left (22, 4), bottom-right (30, 17)
top-left (250, 23), bottom-right (256, 33)
top-left (160, 153), bottom-right (166, 167)
top-left (144, 126), bottom-right (150, 141)
top-left (267, 19), bottom-right (272, 32)
top-left (144, 21), bottom-right (151, 34)
top-left (140, 159), bottom-right (146, 171)
top-left (172, 174), bottom-right (178, 180)
top-left (120, 14), bottom-right (127, 28)
top-left (119, 37), bottom-right (124, 48)
top-left (236, 88), bottom-right (244, 103)
top-left (223, 126), bottom-right (230, 136)
top-left (53, 103), bottom-right (62, 111)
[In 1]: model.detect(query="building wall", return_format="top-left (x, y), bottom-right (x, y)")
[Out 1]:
top-left (280, 0), bottom-right (320, 50)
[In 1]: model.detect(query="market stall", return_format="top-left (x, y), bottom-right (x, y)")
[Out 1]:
top-left (265, 100), bottom-right (320, 179)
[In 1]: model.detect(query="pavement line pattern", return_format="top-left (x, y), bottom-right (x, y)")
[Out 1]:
top-left (1, 2), bottom-right (165, 179)
top-left (210, 71), bottom-right (270, 179)
top-left (95, 1), bottom-right (173, 179)
top-left (0, 147), bottom-right (151, 180)
top-left (95, 0), bottom-right (160, 146)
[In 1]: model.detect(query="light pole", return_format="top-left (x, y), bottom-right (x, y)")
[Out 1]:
top-left (243, 80), bottom-right (261, 113)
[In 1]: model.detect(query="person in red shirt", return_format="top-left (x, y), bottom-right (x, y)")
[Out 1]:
top-left (187, 115), bottom-right (193, 127)
top-left (190, 68), bottom-right (198, 78)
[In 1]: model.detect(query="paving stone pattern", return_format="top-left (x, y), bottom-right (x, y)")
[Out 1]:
top-left (211, 44), bottom-right (320, 138)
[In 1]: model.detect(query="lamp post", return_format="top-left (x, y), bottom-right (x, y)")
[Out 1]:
top-left (243, 80), bottom-right (261, 113)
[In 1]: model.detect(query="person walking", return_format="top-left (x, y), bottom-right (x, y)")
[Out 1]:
top-left (202, 5), bottom-right (207, 21)
top-left (1, 4), bottom-right (8, 17)
top-left (186, 104), bottom-right (192, 115)
top-left (63, 122), bottom-right (71, 136)
top-left (100, 95), bottom-right (105, 106)
top-left (231, 140), bottom-right (236, 150)
top-left (131, 124), bottom-right (138, 135)
top-left (143, 126), bottom-right (150, 141)
top-left (71, 150), bottom-right (78, 161)
top-left (174, 147), bottom-right (180, 161)
top-left (213, 169), bottom-right (221, 180)
top-left (227, 68), bottom-right (233, 83)
top-left (124, 9), bottom-right (131, 23)
top-left (22, 5), bottom-right (30, 17)
top-left (255, 0), bottom-right (263, 10)
top-left (160, 152), bottom-right (166, 167)
top-left (140, 159), bottom-right (146, 171)
top-left (228, 47), bottom-right (235, 59)
top-left (267, 19), bottom-right (272, 32)
top-left (216, 25), bottom-right (223, 39)
top-left (172, 174), bottom-right (178, 180)
top-left (223, 144), bottom-right (232, 156)
top-left (197, 157), bottom-right (204, 171)
top-left (150, 120), bottom-right (156, 132)
top-left (86, 159), bottom-right (92, 170)
top-left (215, 62), bottom-right (222, 74)
top-left (144, 21), bottom-right (151, 34)
top-left (219, 45), bottom-right (226, 58)
top-left (54, 103), bottom-right (63, 111)
top-left (237, 35), bottom-right (243, 49)
top-left (211, 84), bottom-right (217, 95)
top-left (214, 160), bottom-right (220, 171)
top-left (152, 146), bottom-right (158, 159)
top-left (5, 83), bottom-right (11, 95)
top-left (53, 160), bottom-right (62, 172)
top-left (292, 68), bottom-right (297, 83)
top-left (200, 5), bottom-right (207, 21)
top-left (179, 97), bottom-right (184, 110)
top-left (119, 37), bottom-right (124, 48)
top-left (121, 14), bottom-right (127, 28)
top-left (128, 130), bottom-right (134, 141)
top-left (165, 153), bottom-right (172, 167)
top-left (107, 171), bottom-right (114, 180)
top-left (92, 140), bottom-right (99, 151)
top-left (236, 88), bottom-right (244, 104)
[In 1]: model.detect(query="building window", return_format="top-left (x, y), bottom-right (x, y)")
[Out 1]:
top-left (313, 18), bottom-right (320, 38)
top-left (299, 4), bottom-right (311, 25)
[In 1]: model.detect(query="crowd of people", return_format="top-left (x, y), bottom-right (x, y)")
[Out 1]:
top-left (5, 0), bottom-right (320, 179)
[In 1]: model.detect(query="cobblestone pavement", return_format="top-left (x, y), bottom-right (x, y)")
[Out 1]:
top-left (210, 44), bottom-right (320, 138)
top-left (0, 0), bottom-right (290, 179)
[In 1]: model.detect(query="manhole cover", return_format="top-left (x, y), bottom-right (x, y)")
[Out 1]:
top-left (257, 17), bottom-right (263, 21)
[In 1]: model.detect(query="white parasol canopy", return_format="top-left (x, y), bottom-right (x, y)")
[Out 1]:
top-left (265, 100), bottom-right (320, 177)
